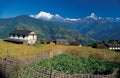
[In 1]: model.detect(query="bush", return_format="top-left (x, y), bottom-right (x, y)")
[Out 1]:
top-left (36, 54), bottom-right (120, 74)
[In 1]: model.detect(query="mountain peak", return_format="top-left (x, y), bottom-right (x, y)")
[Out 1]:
top-left (30, 11), bottom-right (81, 22)
top-left (87, 12), bottom-right (98, 20)
top-left (90, 13), bottom-right (96, 18)
top-left (30, 11), bottom-right (54, 20)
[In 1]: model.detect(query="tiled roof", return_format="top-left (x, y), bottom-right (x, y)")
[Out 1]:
top-left (106, 43), bottom-right (120, 47)
top-left (9, 30), bottom-right (33, 36)
top-left (4, 38), bottom-right (26, 43)
top-left (46, 38), bottom-right (53, 42)
top-left (56, 39), bottom-right (67, 42)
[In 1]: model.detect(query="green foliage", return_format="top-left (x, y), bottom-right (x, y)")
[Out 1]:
top-left (14, 54), bottom-right (120, 78)
top-left (32, 39), bottom-right (46, 47)
top-left (36, 54), bottom-right (120, 74)
top-left (10, 65), bottom-right (49, 78)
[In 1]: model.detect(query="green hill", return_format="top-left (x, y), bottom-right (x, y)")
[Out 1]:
top-left (0, 15), bottom-right (95, 44)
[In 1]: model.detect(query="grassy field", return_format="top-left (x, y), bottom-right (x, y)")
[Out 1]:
top-left (0, 40), bottom-right (120, 63)
top-left (0, 40), bottom-right (42, 58)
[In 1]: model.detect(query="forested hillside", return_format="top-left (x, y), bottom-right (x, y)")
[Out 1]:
top-left (0, 15), bottom-right (95, 44)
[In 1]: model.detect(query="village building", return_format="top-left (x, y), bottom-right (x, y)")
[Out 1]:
top-left (70, 41), bottom-right (82, 47)
top-left (106, 43), bottom-right (120, 50)
top-left (92, 43), bottom-right (108, 49)
top-left (45, 38), bottom-right (54, 44)
top-left (55, 39), bottom-right (69, 45)
top-left (92, 43), bottom-right (120, 51)
top-left (4, 30), bottom-right (37, 44)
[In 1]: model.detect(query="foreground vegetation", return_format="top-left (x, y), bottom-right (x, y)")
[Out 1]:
top-left (13, 54), bottom-right (120, 78)
top-left (0, 40), bottom-right (120, 63)
top-left (37, 54), bottom-right (120, 74)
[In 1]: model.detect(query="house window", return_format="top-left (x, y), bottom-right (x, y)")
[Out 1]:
top-left (18, 35), bottom-right (20, 38)
top-left (13, 34), bottom-right (15, 37)
top-left (23, 35), bottom-right (25, 38)
top-left (33, 35), bottom-right (34, 38)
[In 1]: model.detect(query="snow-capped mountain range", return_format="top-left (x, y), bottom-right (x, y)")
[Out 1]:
top-left (30, 11), bottom-right (80, 22)
top-left (30, 11), bottom-right (120, 22)
top-left (30, 11), bottom-right (120, 40)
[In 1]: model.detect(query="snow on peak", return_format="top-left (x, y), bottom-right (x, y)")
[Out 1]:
top-left (54, 14), bottom-right (63, 19)
top-left (30, 11), bottom-right (64, 20)
top-left (30, 11), bottom-right (81, 22)
top-left (65, 18), bottom-right (81, 21)
top-left (30, 11), bottom-right (54, 20)
top-left (87, 12), bottom-right (98, 20)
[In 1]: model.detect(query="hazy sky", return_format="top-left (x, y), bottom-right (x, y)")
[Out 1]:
top-left (0, 0), bottom-right (120, 18)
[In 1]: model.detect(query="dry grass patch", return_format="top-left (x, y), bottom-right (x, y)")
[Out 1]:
top-left (0, 40), bottom-right (120, 63)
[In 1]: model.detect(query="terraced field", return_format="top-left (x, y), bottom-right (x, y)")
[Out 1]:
top-left (0, 40), bottom-right (120, 63)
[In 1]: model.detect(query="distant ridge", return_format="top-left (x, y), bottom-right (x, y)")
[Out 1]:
top-left (0, 15), bottom-right (95, 45)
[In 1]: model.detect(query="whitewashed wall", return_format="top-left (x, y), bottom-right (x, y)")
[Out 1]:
top-left (9, 33), bottom-right (37, 44)
top-left (27, 35), bottom-right (37, 44)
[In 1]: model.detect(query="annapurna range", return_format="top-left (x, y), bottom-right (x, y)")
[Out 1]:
top-left (30, 11), bottom-right (120, 40)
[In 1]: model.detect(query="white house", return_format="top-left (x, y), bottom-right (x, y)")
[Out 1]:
top-left (107, 43), bottom-right (120, 51)
top-left (5, 30), bottom-right (37, 44)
